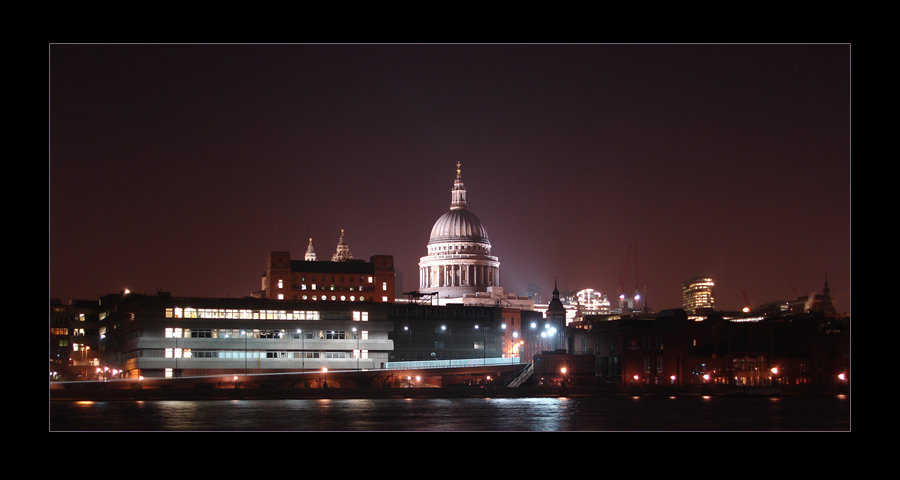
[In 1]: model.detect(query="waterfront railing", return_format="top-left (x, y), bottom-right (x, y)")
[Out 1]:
top-left (386, 357), bottom-right (521, 370)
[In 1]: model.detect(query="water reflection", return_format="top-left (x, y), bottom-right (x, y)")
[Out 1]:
top-left (50, 395), bottom-right (850, 432)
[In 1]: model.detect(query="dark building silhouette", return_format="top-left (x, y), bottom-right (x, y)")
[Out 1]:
top-left (567, 308), bottom-right (849, 387)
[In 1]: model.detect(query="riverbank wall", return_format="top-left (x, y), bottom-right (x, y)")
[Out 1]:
top-left (50, 384), bottom-right (849, 401)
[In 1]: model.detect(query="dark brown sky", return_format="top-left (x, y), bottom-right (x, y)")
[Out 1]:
top-left (49, 43), bottom-right (851, 314)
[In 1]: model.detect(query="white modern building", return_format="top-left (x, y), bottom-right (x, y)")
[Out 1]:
top-left (98, 291), bottom-right (395, 378)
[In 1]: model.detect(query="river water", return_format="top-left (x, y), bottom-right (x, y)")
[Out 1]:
top-left (50, 394), bottom-right (849, 431)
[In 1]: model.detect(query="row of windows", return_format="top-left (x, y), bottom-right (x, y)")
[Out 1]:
top-left (297, 284), bottom-right (370, 291)
top-left (287, 282), bottom-right (389, 292)
top-left (163, 349), bottom-right (369, 359)
top-left (50, 313), bottom-right (99, 323)
top-left (165, 308), bottom-right (374, 320)
top-left (433, 341), bottom-right (485, 350)
top-left (296, 276), bottom-right (374, 283)
top-left (166, 308), bottom-right (325, 320)
top-left (165, 328), bottom-right (368, 340)
top-left (278, 294), bottom-right (386, 302)
top-left (643, 356), bottom-right (665, 375)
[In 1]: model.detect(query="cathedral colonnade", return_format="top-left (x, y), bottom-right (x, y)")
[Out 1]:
top-left (419, 261), bottom-right (500, 290)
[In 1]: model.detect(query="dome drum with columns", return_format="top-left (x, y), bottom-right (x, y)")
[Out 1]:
top-left (419, 163), bottom-right (500, 298)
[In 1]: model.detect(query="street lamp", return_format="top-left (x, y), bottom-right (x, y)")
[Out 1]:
top-left (475, 325), bottom-right (490, 365)
top-left (352, 327), bottom-right (361, 370)
top-left (297, 329), bottom-right (304, 371)
top-left (82, 345), bottom-right (90, 380)
top-left (404, 326), bottom-right (412, 361)
top-left (241, 330), bottom-right (249, 372)
top-left (441, 325), bottom-right (452, 366)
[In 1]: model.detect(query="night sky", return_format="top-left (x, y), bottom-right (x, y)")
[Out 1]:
top-left (49, 44), bottom-right (851, 315)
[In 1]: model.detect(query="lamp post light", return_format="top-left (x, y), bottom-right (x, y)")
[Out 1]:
top-left (352, 327), bottom-right (361, 370)
top-left (404, 326), bottom-right (413, 361)
top-left (241, 330), bottom-right (248, 372)
top-left (322, 367), bottom-right (328, 389)
top-left (173, 329), bottom-right (178, 374)
top-left (441, 325), bottom-right (452, 366)
top-left (82, 345), bottom-right (90, 380)
top-left (475, 325), bottom-right (490, 365)
top-left (297, 329), bottom-right (304, 371)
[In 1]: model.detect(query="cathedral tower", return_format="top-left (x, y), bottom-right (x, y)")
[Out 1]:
top-left (418, 163), bottom-right (500, 298)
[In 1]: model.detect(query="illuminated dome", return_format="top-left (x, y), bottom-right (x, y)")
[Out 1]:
top-left (429, 209), bottom-right (490, 245)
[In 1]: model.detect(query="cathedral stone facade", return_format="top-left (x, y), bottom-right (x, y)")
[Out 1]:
top-left (419, 163), bottom-right (500, 299)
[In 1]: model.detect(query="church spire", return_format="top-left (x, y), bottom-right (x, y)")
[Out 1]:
top-left (304, 238), bottom-right (317, 261)
top-left (332, 229), bottom-right (353, 262)
top-left (548, 277), bottom-right (565, 316)
top-left (450, 161), bottom-right (468, 210)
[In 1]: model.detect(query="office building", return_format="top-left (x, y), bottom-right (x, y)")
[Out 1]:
top-left (98, 291), bottom-right (395, 378)
top-left (682, 276), bottom-right (715, 315)
top-left (50, 298), bottom-right (101, 380)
